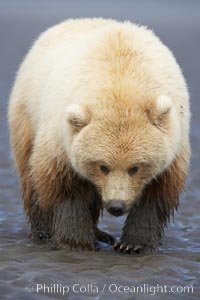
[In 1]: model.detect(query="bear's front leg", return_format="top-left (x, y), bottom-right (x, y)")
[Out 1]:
top-left (114, 199), bottom-right (164, 254)
top-left (51, 197), bottom-right (96, 251)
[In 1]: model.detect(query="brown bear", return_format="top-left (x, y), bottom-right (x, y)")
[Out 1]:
top-left (8, 18), bottom-right (190, 253)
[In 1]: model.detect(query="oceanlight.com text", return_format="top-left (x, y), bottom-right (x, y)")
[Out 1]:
top-left (25, 283), bottom-right (194, 296)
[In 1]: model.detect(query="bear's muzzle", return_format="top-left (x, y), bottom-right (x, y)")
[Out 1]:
top-left (106, 199), bottom-right (126, 217)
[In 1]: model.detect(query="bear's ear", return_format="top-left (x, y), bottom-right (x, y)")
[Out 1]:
top-left (146, 95), bottom-right (172, 128)
top-left (66, 104), bottom-right (91, 131)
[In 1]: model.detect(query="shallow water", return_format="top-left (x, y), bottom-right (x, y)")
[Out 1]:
top-left (0, 1), bottom-right (200, 299)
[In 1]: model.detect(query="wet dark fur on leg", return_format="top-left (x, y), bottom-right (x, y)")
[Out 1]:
top-left (115, 198), bottom-right (164, 253)
top-left (115, 152), bottom-right (187, 254)
top-left (28, 195), bottom-right (53, 241)
top-left (23, 160), bottom-right (114, 250)
top-left (51, 197), bottom-right (96, 251)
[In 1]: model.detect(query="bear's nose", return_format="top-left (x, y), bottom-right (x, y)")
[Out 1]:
top-left (106, 200), bottom-right (126, 217)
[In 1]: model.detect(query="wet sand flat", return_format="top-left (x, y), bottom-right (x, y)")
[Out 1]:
top-left (0, 1), bottom-right (200, 299)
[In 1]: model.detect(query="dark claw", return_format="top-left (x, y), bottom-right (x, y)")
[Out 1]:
top-left (119, 243), bottom-right (126, 251)
top-left (114, 240), bottom-right (156, 254)
top-left (126, 245), bottom-right (134, 253)
top-left (133, 245), bottom-right (142, 253)
top-left (45, 233), bottom-right (51, 240)
top-left (37, 232), bottom-right (44, 239)
top-left (113, 242), bottom-right (121, 250)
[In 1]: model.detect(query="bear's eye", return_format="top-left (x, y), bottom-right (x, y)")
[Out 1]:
top-left (100, 165), bottom-right (110, 175)
top-left (128, 166), bottom-right (139, 175)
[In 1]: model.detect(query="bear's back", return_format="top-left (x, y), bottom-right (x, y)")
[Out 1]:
top-left (9, 19), bottom-right (119, 129)
top-left (9, 18), bottom-right (189, 143)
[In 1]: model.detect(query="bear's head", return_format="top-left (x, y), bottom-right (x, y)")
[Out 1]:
top-left (65, 95), bottom-right (180, 217)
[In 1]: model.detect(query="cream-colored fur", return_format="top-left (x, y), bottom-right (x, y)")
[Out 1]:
top-left (8, 18), bottom-right (190, 209)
